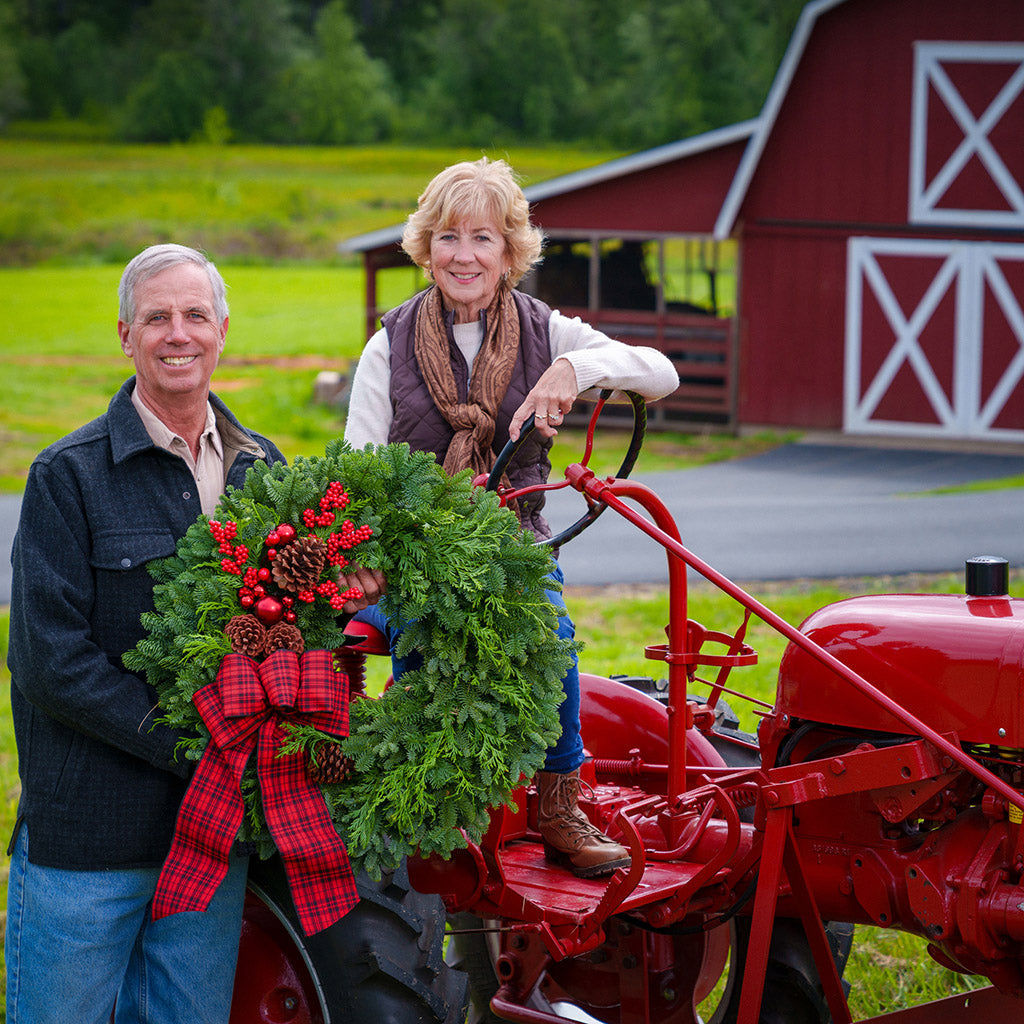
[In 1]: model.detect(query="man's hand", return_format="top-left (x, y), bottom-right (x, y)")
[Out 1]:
top-left (338, 566), bottom-right (386, 614)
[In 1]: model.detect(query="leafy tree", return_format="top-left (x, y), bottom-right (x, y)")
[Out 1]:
top-left (343, 0), bottom-right (438, 96)
top-left (120, 51), bottom-right (213, 141)
top-left (576, 0), bottom-right (789, 148)
top-left (406, 0), bottom-right (584, 145)
top-left (266, 0), bottom-right (394, 144)
top-left (124, 0), bottom-right (208, 64)
top-left (15, 0), bottom-right (146, 37)
top-left (13, 33), bottom-right (59, 118)
top-left (196, 0), bottom-right (305, 139)
top-left (53, 20), bottom-right (119, 118)
top-left (3, 0), bottom-right (807, 148)
top-left (0, 1), bottom-right (26, 126)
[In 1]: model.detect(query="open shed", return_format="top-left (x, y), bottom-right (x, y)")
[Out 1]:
top-left (340, 0), bottom-right (1024, 443)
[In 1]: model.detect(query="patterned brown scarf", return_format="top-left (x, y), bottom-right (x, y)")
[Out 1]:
top-left (413, 283), bottom-right (520, 476)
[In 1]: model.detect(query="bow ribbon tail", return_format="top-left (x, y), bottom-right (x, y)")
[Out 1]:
top-left (152, 655), bottom-right (261, 921)
top-left (151, 734), bottom-right (250, 920)
top-left (258, 720), bottom-right (359, 935)
top-left (258, 647), bottom-right (356, 935)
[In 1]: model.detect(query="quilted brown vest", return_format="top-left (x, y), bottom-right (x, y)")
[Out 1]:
top-left (383, 288), bottom-right (554, 540)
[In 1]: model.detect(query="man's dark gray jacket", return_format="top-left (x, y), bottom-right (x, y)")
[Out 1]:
top-left (7, 377), bottom-right (285, 868)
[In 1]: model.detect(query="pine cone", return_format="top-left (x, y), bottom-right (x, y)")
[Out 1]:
top-left (272, 535), bottom-right (328, 592)
top-left (264, 621), bottom-right (305, 655)
top-left (308, 743), bottom-right (354, 785)
top-left (224, 614), bottom-right (266, 657)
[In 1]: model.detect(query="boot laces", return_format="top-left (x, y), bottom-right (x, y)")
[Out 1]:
top-left (540, 773), bottom-right (607, 841)
top-left (539, 771), bottom-right (593, 815)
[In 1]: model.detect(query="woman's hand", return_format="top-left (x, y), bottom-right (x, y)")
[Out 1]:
top-left (338, 566), bottom-right (387, 614)
top-left (509, 358), bottom-right (578, 440)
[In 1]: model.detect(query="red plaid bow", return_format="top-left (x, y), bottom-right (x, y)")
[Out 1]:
top-left (152, 648), bottom-right (358, 935)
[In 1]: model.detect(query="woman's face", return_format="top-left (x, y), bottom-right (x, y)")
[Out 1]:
top-left (429, 219), bottom-right (510, 323)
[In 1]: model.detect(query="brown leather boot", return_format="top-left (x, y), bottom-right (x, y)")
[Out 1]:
top-left (536, 769), bottom-right (630, 878)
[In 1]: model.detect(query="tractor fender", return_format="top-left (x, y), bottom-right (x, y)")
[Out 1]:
top-left (579, 672), bottom-right (724, 769)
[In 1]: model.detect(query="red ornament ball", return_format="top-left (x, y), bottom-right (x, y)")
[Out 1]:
top-left (254, 596), bottom-right (284, 625)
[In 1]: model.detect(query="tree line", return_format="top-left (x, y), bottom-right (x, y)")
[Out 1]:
top-left (0, 0), bottom-right (805, 149)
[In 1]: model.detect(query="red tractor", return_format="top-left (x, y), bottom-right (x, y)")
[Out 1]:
top-left (228, 397), bottom-right (1024, 1024)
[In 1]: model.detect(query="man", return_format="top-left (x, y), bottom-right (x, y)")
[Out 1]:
top-left (5, 244), bottom-right (285, 1023)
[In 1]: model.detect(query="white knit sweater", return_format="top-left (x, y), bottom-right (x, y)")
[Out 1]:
top-left (344, 307), bottom-right (680, 449)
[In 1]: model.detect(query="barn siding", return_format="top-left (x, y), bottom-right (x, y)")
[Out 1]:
top-left (740, 0), bottom-right (1024, 228)
top-left (738, 226), bottom-right (851, 427)
top-left (341, 0), bottom-right (1024, 441)
top-left (532, 139), bottom-right (748, 236)
top-left (734, 0), bottom-right (1024, 434)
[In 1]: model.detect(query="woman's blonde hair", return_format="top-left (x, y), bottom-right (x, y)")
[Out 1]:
top-left (401, 158), bottom-right (544, 286)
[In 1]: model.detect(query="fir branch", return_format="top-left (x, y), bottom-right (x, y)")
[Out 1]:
top-left (127, 442), bottom-right (573, 877)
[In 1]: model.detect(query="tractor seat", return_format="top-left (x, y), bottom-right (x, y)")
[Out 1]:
top-left (341, 619), bottom-right (390, 658)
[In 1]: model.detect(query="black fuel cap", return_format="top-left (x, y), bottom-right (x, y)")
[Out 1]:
top-left (965, 556), bottom-right (1009, 597)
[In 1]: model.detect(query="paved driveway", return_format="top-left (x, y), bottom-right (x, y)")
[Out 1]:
top-left (3, 442), bottom-right (1023, 604)
top-left (551, 442), bottom-right (1024, 587)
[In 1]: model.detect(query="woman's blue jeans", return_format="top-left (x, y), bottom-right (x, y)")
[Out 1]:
top-left (355, 564), bottom-right (584, 774)
top-left (5, 826), bottom-right (248, 1024)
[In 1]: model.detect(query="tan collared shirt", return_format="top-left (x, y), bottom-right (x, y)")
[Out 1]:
top-left (131, 389), bottom-right (226, 516)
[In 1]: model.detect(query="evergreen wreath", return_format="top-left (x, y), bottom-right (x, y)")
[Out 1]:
top-left (125, 440), bottom-right (573, 878)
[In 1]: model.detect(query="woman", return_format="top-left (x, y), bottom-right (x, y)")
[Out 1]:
top-left (345, 157), bottom-right (679, 877)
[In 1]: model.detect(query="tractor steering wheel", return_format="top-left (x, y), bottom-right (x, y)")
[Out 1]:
top-left (485, 390), bottom-right (647, 548)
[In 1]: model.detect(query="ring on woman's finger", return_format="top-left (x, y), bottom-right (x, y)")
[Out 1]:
top-left (535, 413), bottom-right (548, 420)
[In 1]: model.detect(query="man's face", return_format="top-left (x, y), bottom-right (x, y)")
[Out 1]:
top-left (117, 263), bottom-right (227, 410)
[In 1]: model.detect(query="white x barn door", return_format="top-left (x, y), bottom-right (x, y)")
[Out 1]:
top-left (910, 41), bottom-right (1024, 229)
top-left (845, 237), bottom-right (1024, 441)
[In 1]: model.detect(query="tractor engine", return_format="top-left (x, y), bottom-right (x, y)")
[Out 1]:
top-left (764, 575), bottom-right (1024, 994)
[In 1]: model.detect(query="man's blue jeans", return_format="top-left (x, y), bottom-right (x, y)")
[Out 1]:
top-left (5, 826), bottom-right (248, 1024)
top-left (356, 564), bottom-right (584, 774)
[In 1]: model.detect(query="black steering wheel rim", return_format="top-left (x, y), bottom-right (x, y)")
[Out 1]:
top-left (486, 389), bottom-right (647, 548)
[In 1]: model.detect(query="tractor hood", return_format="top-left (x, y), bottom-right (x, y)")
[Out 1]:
top-left (776, 593), bottom-right (1024, 746)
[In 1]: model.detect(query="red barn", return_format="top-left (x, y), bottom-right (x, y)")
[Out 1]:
top-left (341, 0), bottom-right (1024, 443)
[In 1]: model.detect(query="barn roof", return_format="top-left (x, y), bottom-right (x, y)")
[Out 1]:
top-left (713, 0), bottom-right (849, 238)
top-left (345, 0), bottom-right (1022, 252)
top-left (338, 119), bottom-right (759, 255)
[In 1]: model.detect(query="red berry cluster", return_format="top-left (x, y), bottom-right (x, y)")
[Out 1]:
top-left (211, 481), bottom-right (375, 633)
top-left (237, 567), bottom-right (297, 623)
top-left (263, 522), bottom-right (297, 562)
top-left (302, 480), bottom-right (352, 528)
top-left (327, 520), bottom-right (374, 569)
top-left (210, 520), bottom-right (249, 575)
top-left (315, 579), bottom-right (364, 611)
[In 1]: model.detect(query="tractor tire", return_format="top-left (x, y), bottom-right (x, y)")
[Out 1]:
top-left (237, 856), bottom-right (468, 1024)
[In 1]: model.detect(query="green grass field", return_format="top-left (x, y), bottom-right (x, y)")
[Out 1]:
top-left (0, 139), bottom-right (623, 265)
top-left (0, 570), bottom-right (1005, 1020)
top-left (0, 262), bottom-right (781, 491)
top-left (0, 139), bottom-right (1013, 1020)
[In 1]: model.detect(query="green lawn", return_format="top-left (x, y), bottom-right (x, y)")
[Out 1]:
top-left (1, 570), bottom-right (1013, 1019)
top-left (0, 139), bottom-right (622, 266)
top-left (0, 262), bottom-right (791, 491)
top-left (0, 138), bottom-right (1014, 1020)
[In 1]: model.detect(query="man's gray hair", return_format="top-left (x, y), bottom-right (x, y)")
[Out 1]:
top-left (118, 244), bottom-right (229, 324)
